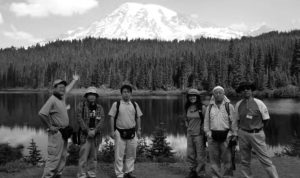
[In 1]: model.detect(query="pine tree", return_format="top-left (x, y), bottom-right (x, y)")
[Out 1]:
top-left (149, 123), bottom-right (174, 161)
top-left (290, 39), bottom-right (300, 85)
top-left (26, 139), bottom-right (42, 165)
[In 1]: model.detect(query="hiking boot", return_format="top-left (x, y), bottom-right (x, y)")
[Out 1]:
top-left (124, 172), bottom-right (137, 178)
top-left (186, 170), bottom-right (197, 178)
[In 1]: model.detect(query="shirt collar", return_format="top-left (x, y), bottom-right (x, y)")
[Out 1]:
top-left (121, 100), bottom-right (131, 105)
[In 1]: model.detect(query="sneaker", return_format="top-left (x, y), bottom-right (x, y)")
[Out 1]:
top-left (124, 172), bottom-right (137, 178)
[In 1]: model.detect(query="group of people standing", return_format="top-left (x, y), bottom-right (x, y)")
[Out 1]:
top-left (39, 75), bottom-right (142, 178)
top-left (185, 84), bottom-right (279, 178)
top-left (38, 74), bottom-right (279, 178)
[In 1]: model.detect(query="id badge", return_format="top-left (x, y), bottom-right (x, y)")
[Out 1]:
top-left (246, 114), bottom-right (253, 119)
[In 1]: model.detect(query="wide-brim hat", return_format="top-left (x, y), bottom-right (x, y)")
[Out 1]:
top-left (236, 82), bottom-right (256, 93)
top-left (187, 88), bottom-right (200, 95)
top-left (84, 86), bottom-right (99, 98)
top-left (53, 79), bottom-right (67, 87)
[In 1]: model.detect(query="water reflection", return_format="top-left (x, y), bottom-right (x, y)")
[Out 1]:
top-left (0, 93), bottom-right (300, 157)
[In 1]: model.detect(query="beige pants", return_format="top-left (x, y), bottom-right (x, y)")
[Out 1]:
top-left (239, 129), bottom-right (279, 178)
top-left (42, 131), bottom-right (68, 178)
top-left (114, 130), bottom-right (138, 178)
top-left (186, 134), bottom-right (206, 176)
top-left (208, 137), bottom-right (232, 178)
top-left (77, 138), bottom-right (97, 178)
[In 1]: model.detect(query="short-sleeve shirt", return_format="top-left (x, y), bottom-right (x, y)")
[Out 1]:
top-left (237, 98), bottom-right (270, 130)
top-left (186, 105), bottom-right (202, 135)
top-left (39, 95), bottom-right (69, 128)
top-left (108, 100), bottom-right (143, 129)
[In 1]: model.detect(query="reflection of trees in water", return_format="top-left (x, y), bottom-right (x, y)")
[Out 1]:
top-left (284, 114), bottom-right (300, 157)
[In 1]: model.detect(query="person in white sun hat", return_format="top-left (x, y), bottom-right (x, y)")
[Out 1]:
top-left (77, 86), bottom-right (105, 178)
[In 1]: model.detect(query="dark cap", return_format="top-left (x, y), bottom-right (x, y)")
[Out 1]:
top-left (236, 82), bottom-right (256, 93)
top-left (53, 79), bottom-right (67, 87)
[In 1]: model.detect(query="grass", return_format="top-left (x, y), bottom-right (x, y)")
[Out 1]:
top-left (0, 156), bottom-right (299, 178)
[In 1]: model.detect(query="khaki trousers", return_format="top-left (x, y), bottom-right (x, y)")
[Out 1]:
top-left (186, 134), bottom-right (206, 176)
top-left (208, 137), bottom-right (232, 178)
top-left (77, 138), bottom-right (97, 178)
top-left (114, 130), bottom-right (138, 178)
top-left (239, 129), bottom-right (279, 178)
top-left (42, 131), bottom-right (68, 178)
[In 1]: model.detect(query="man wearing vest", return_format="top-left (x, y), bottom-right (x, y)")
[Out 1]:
top-left (39, 74), bottom-right (79, 178)
top-left (108, 84), bottom-right (143, 178)
top-left (77, 86), bottom-right (105, 178)
top-left (235, 82), bottom-right (279, 178)
top-left (204, 86), bottom-right (237, 178)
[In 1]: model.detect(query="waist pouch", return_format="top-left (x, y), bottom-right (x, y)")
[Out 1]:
top-left (59, 126), bottom-right (73, 141)
top-left (117, 128), bottom-right (136, 140)
top-left (211, 129), bottom-right (229, 142)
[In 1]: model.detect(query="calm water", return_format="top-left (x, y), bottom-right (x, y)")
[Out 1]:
top-left (0, 93), bottom-right (299, 158)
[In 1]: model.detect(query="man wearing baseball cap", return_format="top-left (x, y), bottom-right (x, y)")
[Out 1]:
top-left (39, 74), bottom-right (79, 178)
top-left (76, 86), bottom-right (105, 178)
top-left (234, 82), bottom-right (279, 178)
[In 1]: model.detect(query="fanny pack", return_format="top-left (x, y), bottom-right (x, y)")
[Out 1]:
top-left (117, 128), bottom-right (136, 140)
top-left (59, 126), bottom-right (73, 141)
top-left (211, 129), bottom-right (229, 142)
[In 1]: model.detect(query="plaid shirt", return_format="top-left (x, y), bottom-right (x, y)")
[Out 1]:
top-left (76, 100), bottom-right (105, 145)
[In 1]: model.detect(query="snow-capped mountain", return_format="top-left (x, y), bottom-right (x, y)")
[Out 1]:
top-left (59, 2), bottom-right (272, 41)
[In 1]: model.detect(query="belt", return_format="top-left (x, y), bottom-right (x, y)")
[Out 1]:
top-left (241, 128), bottom-right (263, 133)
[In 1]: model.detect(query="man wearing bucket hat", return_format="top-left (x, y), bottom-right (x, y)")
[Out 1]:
top-left (184, 88), bottom-right (207, 178)
top-left (204, 86), bottom-right (237, 178)
top-left (76, 86), bottom-right (105, 178)
top-left (234, 82), bottom-right (279, 178)
top-left (39, 74), bottom-right (79, 178)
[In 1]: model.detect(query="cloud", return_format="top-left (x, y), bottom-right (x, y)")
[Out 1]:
top-left (0, 13), bottom-right (3, 24)
top-left (10, 0), bottom-right (98, 17)
top-left (3, 25), bottom-right (43, 44)
top-left (190, 14), bottom-right (199, 19)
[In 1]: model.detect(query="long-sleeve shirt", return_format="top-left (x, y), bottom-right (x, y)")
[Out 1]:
top-left (204, 96), bottom-right (238, 136)
top-left (76, 101), bottom-right (105, 134)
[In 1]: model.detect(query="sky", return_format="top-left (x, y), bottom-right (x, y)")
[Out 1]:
top-left (0, 0), bottom-right (299, 48)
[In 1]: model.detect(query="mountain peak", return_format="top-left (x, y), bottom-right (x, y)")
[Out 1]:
top-left (58, 3), bottom-right (270, 42)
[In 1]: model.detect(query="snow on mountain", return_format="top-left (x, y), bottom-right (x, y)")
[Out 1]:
top-left (59, 2), bottom-right (270, 41)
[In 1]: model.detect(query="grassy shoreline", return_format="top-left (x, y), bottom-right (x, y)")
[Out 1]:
top-left (0, 156), bottom-right (299, 178)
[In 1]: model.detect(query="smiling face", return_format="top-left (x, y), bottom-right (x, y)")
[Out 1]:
top-left (54, 84), bottom-right (66, 96)
top-left (242, 87), bottom-right (253, 99)
top-left (188, 95), bottom-right (197, 103)
top-left (213, 88), bottom-right (224, 102)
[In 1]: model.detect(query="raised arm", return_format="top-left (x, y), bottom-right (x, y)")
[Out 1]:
top-left (66, 73), bottom-right (79, 93)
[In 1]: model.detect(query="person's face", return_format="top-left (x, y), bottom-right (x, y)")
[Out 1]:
top-left (54, 84), bottom-right (66, 96)
top-left (242, 87), bottom-right (253, 98)
top-left (202, 96), bottom-right (211, 106)
top-left (87, 94), bottom-right (97, 103)
top-left (188, 95), bottom-right (197, 103)
top-left (213, 89), bottom-right (224, 102)
top-left (121, 88), bottom-right (132, 101)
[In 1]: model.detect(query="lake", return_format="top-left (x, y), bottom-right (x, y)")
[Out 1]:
top-left (0, 93), bottom-right (299, 159)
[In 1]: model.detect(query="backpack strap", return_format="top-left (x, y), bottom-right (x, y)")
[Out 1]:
top-left (114, 100), bottom-right (138, 131)
top-left (208, 102), bottom-right (231, 131)
top-left (208, 104), bottom-right (213, 130)
top-left (114, 101), bottom-right (121, 131)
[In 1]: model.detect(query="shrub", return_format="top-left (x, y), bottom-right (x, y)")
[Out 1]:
top-left (148, 123), bottom-right (175, 162)
top-left (0, 143), bottom-right (24, 165)
top-left (24, 139), bottom-right (42, 166)
top-left (98, 138), bottom-right (115, 163)
top-left (136, 137), bottom-right (151, 162)
top-left (66, 143), bottom-right (80, 165)
top-left (0, 159), bottom-right (31, 173)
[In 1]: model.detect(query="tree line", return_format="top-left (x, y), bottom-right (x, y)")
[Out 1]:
top-left (0, 30), bottom-right (300, 91)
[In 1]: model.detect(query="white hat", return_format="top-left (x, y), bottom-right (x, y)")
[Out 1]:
top-left (84, 87), bottom-right (99, 98)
